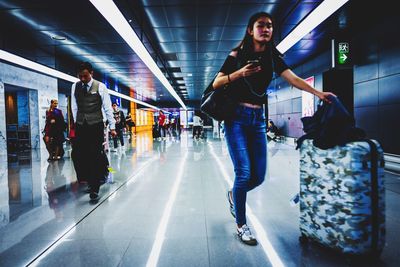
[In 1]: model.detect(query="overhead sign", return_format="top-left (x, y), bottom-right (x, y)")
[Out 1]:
top-left (338, 42), bottom-right (349, 65)
top-left (332, 39), bottom-right (351, 68)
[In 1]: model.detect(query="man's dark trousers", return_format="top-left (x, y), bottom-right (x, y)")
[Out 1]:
top-left (74, 121), bottom-right (104, 193)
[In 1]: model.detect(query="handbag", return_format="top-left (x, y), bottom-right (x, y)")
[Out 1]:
top-left (200, 79), bottom-right (236, 121)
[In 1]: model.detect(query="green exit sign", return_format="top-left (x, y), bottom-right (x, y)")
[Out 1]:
top-left (338, 42), bottom-right (350, 65)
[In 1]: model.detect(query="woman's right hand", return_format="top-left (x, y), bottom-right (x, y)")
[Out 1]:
top-left (240, 63), bottom-right (261, 78)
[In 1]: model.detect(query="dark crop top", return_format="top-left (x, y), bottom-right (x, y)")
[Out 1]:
top-left (219, 47), bottom-right (290, 105)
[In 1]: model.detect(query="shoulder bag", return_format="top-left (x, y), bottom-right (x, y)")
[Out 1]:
top-left (200, 51), bottom-right (244, 121)
top-left (200, 78), bottom-right (236, 121)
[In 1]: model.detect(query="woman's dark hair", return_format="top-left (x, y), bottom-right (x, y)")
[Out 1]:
top-left (233, 12), bottom-right (275, 54)
top-left (77, 61), bottom-right (93, 73)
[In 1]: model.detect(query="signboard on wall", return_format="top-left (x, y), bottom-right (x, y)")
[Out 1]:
top-left (302, 76), bottom-right (315, 117)
top-left (332, 39), bottom-right (352, 68)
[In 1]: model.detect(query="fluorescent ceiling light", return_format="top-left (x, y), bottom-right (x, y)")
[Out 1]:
top-left (0, 49), bottom-right (161, 111)
top-left (276, 0), bottom-right (349, 53)
top-left (0, 49), bottom-right (77, 83)
top-left (89, 0), bottom-right (187, 110)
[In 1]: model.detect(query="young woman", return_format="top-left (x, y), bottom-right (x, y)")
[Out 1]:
top-left (44, 99), bottom-right (66, 160)
top-left (212, 12), bottom-right (334, 245)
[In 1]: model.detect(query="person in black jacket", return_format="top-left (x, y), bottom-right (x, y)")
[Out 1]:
top-left (212, 12), bottom-right (335, 245)
top-left (111, 103), bottom-right (126, 151)
top-left (267, 119), bottom-right (280, 141)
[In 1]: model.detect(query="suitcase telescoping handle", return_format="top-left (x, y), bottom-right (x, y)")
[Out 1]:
top-left (364, 140), bottom-right (380, 254)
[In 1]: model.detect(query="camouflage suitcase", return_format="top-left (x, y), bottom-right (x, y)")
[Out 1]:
top-left (299, 139), bottom-right (385, 256)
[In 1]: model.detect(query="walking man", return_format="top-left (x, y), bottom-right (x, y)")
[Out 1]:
top-left (71, 62), bottom-right (116, 201)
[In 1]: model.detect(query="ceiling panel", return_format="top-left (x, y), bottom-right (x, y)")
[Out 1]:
top-left (226, 4), bottom-right (266, 26)
top-left (164, 6), bottom-right (197, 27)
top-left (171, 27), bottom-right (197, 42)
top-left (0, 0), bottom-right (360, 109)
top-left (221, 26), bottom-right (247, 40)
top-left (153, 28), bottom-right (174, 42)
top-left (144, 7), bottom-right (168, 27)
top-left (197, 5), bottom-right (229, 26)
top-left (198, 27), bottom-right (224, 41)
top-left (198, 41), bottom-right (219, 53)
top-left (177, 53), bottom-right (198, 61)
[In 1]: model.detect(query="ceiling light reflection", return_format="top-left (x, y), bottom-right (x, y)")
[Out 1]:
top-left (89, 0), bottom-right (187, 110)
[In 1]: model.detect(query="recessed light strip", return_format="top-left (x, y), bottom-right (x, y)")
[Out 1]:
top-left (89, 0), bottom-right (187, 110)
top-left (0, 49), bottom-right (160, 111)
top-left (276, 0), bottom-right (349, 53)
top-left (0, 49), bottom-right (77, 83)
top-left (145, 152), bottom-right (188, 267)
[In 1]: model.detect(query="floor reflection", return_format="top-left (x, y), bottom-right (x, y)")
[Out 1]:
top-left (2, 131), bottom-right (163, 229)
top-left (44, 160), bottom-right (80, 221)
top-left (7, 152), bottom-right (36, 222)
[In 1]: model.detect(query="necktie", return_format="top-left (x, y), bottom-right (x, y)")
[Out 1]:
top-left (83, 83), bottom-right (88, 94)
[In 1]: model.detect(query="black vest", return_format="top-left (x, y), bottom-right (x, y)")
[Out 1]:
top-left (74, 80), bottom-right (103, 125)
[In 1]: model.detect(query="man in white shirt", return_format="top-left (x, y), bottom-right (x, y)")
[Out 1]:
top-left (192, 114), bottom-right (203, 139)
top-left (71, 62), bottom-right (116, 201)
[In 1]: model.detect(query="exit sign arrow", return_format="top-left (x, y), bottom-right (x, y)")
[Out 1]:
top-left (338, 42), bottom-right (350, 65)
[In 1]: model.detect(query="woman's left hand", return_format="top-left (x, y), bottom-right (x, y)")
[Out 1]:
top-left (317, 91), bottom-right (336, 103)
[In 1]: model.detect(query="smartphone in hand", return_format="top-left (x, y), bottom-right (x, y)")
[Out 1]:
top-left (247, 59), bottom-right (260, 68)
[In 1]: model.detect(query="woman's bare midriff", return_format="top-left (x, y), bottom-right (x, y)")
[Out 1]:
top-left (239, 102), bottom-right (262, 109)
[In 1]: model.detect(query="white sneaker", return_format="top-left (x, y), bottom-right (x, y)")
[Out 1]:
top-left (237, 225), bottom-right (257, 245)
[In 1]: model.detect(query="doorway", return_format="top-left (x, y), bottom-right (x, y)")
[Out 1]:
top-left (4, 85), bottom-right (32, 163)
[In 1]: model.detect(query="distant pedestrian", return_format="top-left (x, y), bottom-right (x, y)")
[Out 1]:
top-left (44, 99), bottom-right (66, 161)
top-left (111, 103), bottom-right (126, 151)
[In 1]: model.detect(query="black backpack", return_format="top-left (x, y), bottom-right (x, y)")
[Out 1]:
top-left (296, 95), bottom-right (365, 149)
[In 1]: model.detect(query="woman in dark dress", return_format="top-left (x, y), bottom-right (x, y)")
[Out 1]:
top-left (44, 99), bottom-right (66, 160)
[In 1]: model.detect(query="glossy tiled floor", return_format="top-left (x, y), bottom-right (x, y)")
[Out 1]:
top-left (0, 130), bottom-right (399, 267)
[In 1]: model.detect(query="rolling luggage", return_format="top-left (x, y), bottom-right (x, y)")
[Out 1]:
top-left (152, 124), bottom-right (161, 139)
top-left (299, 139), bottom-right (385, 257)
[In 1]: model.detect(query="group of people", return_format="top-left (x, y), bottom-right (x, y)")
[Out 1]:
top-left (44, 11), bottom-right (336, 246)
top-left (43, 98), bottom-right (135, 160)
top-left (44, 62), bottom-right (137, 202)
top-left (153, 110), bottom-right (180, 140)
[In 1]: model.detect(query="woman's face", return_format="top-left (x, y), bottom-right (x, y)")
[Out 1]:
top-left (52, 101), bottom-right (58, 108)
top-left (249, 16), bottom-right (273, 44)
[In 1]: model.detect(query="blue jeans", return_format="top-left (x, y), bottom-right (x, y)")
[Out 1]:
top-left (224, 105), bottom-right (267, 225)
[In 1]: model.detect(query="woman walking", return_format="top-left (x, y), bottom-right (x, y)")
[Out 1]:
top-left (212, 12), bottom-right (334, 245)
top-left (44, 99), bottom-right (66, 160)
